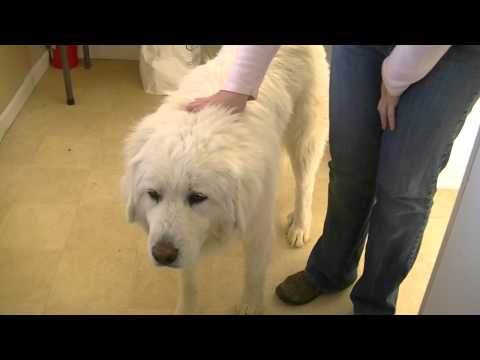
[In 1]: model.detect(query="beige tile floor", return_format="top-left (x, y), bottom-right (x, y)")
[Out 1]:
top-left (0, 60), bottom-right (458, 315)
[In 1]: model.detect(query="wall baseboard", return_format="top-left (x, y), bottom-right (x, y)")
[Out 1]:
top-left (0, 51), bottom-right (49, 141)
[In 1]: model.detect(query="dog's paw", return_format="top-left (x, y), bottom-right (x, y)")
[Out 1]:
top-left (234, 303), bottom-right (263, 315)
top-left (286, 213), bottom-right (309, 248)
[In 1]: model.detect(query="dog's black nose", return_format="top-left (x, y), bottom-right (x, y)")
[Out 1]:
top-left (152, 241), bottom-right (178, 265)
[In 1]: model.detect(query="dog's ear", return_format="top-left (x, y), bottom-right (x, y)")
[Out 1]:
top-left (122, 158), bottom-right (141, 223)
top-left (124, 125), bottom-right (155, 162)
top-left (231, 179), bottom-right (249, 233)
top-left (123, 117), bottom-right (155, 223)
top-left (218, 173), bottom-right (247, 234)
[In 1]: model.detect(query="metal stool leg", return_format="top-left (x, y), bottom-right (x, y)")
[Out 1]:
top-left (59, 45), bottom-right (75, 106)
top-left (83, 45), bottom-right (91, 69)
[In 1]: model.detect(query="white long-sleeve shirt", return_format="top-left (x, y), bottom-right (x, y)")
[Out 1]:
top-left (222, 45), bottom-right (452, 98)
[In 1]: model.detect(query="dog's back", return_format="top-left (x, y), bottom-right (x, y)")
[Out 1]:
top-left (165, 45), bottom-right (327, 136)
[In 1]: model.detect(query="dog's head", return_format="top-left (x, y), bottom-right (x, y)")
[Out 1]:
top-left (122, 105), bottom-right (256, 269)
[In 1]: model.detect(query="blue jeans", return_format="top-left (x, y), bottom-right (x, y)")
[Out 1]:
top-left (304, 45), bottom-right (480, 314)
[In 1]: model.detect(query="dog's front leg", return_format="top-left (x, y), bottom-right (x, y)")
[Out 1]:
top-left (175, 265), bottom-right (198, 315)
top-left (236, 216), bottom-right (273, 315)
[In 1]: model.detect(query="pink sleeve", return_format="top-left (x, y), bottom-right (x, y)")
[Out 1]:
top-left (382, 45), bottom-right (452, 96)
top-left (222, 45), bottom-right (281, 99)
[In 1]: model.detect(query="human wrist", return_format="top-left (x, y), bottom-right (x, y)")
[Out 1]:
top-left (219, 90), bottom-right (252, 100)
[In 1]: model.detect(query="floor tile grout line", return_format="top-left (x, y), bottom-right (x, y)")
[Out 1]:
top-left (41, 202), bottom-right (82, 315)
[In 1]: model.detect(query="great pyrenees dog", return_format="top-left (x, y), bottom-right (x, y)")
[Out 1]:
top-left (122, 45), bottom-right (329, 314)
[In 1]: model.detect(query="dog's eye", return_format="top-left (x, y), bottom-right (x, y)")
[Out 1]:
top-left (188, 192), bottom-right (208, 206)
top-left (147, 190), bottom-right (162, 203)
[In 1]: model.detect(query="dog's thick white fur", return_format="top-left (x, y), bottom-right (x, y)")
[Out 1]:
top-left (122, 45), bottom-right (329, 314)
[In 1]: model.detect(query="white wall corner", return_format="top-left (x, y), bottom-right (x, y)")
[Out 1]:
top-left (0, 51), bottom-right (50, 141)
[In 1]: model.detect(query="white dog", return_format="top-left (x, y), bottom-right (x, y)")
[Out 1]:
top-left (122, 45), bottom-right (329, 314)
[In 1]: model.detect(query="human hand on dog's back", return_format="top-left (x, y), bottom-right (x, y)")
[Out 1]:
top-left (185, 45), bottom-right (280, 114)
top-left (185, 90), bottom-right (250, 114)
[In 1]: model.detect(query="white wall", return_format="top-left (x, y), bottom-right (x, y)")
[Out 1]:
top-left (420, 126), bottom-right (480, 314)
top-left (435, 101), bottom-right (480, 189)
top-left (77, 45), bottom-right (222, 62)
top-left (78, 45), bottom-right (140, 60)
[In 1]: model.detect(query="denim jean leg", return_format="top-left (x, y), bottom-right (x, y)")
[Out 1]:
top-left (305, 45), bottom-right (388, 292)
top-left (351, 45), bottom-right (480, 314)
